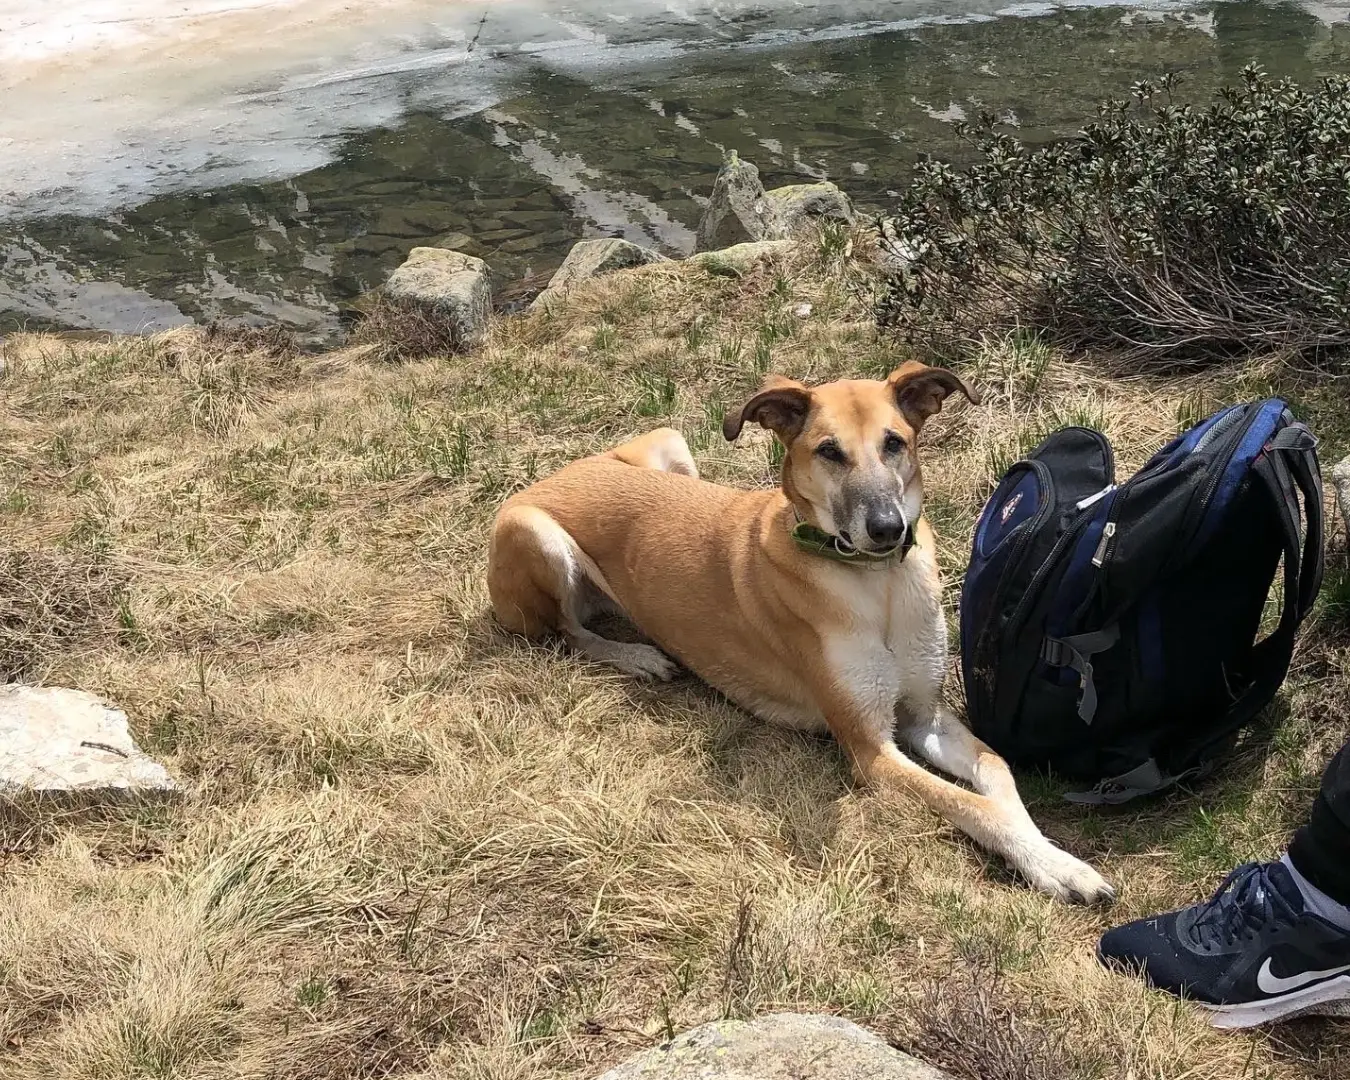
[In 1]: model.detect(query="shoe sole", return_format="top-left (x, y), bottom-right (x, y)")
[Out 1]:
top-left (1201, 974), bottom-right (1350, 1029)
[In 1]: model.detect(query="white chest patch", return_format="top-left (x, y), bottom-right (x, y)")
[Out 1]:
top-left (819, 555), bottom-right (947, 736)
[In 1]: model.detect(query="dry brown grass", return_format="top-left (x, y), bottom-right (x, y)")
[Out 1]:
top-left (348, 299), bottom-right (467, 363)
top-left (1, 231), bottom-right (1349, 1079)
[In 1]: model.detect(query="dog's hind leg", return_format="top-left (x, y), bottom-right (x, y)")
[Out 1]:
top-left (488, 504), bottom-right (677, 680)
top-left (606, 427), bottom-right (698, 478)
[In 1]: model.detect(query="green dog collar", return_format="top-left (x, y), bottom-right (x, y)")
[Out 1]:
top-left (790, 520), bottom-right (914, 565)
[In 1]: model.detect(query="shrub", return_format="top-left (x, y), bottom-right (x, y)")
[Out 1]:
top-left (877, 67), bottom-right (1350, 365)
top-left (898, 963), bottom-right (1083, 1080)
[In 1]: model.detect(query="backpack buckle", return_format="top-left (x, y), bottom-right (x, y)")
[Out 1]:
top-left (1041, 626), bottom-right (1121, 724)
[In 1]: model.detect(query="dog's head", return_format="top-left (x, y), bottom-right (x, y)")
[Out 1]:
top-left (723, 362), bottom-right (978, 555)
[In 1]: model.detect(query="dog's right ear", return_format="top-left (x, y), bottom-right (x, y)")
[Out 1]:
top-left (722, 376), bottom-right (812, 442)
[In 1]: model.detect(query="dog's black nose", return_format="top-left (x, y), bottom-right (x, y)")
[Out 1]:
top-left (865, 505), bottom-right (906, 547)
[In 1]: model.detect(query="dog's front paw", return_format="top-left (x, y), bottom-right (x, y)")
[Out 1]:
top-left (1018, 842), bottom-right (1115, 906)
top-left (615, 643), bottom-right (679, 681)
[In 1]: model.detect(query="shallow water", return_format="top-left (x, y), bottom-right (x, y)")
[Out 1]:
top-left (3, 0), bottom-right (1350, 337)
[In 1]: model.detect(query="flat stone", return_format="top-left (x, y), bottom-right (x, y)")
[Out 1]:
top-left (688, 239), bottom-right (794, 276)
top-left (429, 230), bottom-right (473, 249)
top-left (764, 182), bottom-right (856, 233)
top-left (474, 228), bottom-right (534, 244)
top-left (500, 233), bottom-right (554, 255)
top-left (695, 152), bottom-right (782, 253)
top-left (595, 1014), bottom-right (950, 1080)
top-left (1334, 455), bottom-right (1350, 541)
top-left (502, 210), bottom-right (565, 228)
top-left (530, 238), bottom-right (668, 311)
top-left (370, 208), bottom-right (432, 239)
top-left (347, 234), bottom-right (406, 258)
top-left (0, 685), bottom-right (177, 796)
top-left (385, 246), bottom-right (492, 348)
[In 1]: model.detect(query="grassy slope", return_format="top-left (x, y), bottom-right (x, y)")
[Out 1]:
top-left (1, 232), bottom-right (1348, 1080)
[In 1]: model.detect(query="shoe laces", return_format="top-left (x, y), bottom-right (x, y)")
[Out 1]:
top-left (1188, 862), bottom-right (1300, 951)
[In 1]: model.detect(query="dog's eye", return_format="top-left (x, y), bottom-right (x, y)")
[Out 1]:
top-left (815, 440), bottom-right (848, 465)
top-left (882, 431), bottom-right (906, 455)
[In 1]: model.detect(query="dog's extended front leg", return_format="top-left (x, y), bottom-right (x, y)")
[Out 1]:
top-left (901, 704), bottom-right (1034, 821)
top-left (897, 705), bottom-right (1114, 903)
top-left (825, 693), bottom-right (1113, 904)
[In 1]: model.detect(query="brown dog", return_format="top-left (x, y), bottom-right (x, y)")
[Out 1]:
top-left (487, 363), bottom-right (1113, 903)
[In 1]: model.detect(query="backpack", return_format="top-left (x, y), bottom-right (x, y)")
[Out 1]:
top-left (959, 400), bottom-right (1324, 805)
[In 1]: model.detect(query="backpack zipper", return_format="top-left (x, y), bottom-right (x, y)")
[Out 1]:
top-left (1091, 521), bottom-right (1117, 567)
top-left (1078, 407), bottom-right (1260, 615)
top-left (1004, 509), bottom-right (1093, 640)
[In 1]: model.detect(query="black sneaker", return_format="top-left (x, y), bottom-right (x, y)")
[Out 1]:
top-left (1098, 860), bottom-right (1350, 1028)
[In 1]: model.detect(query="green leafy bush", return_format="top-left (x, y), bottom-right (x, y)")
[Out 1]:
top-left (878, 67), bottom-right (1350, 364)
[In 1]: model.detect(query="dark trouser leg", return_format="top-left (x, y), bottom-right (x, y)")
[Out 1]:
top-left (1289, 740), bottom-right (1350, 906)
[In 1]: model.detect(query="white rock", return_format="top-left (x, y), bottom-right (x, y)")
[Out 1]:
top-left (595, 1013), bottom-right (951, 1080)
top-left (0, 685), bottom-right (178, 796)
top-left (385, 247), bottom-right (492, 348)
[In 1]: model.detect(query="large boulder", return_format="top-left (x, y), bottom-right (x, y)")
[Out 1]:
top-left (1334, 455), bottom-right (1350, 541)
top-left (764, 182), bottom-right (855, 233)
top-left (384, 247), bottom-right (491, 348)
top-left (530, 238), bottom-right (667, 311)
top-left (595, 1013), bottom-right (950, 1080)
top-left (695, 153), bottom-right (782, 252)
top-left (696, 156), bottom-right (857, 253)
top-left (0, 685), bottom-right (177, 797)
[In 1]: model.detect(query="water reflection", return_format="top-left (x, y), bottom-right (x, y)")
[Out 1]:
top-left (3, 1), bottom-right (1348, 338)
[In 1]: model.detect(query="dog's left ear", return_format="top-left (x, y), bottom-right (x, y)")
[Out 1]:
top-left (887, 361), bottom-right (979, 431)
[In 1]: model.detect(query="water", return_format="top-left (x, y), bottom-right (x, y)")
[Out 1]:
top-left (3, 0), bottom-right (1350, 338)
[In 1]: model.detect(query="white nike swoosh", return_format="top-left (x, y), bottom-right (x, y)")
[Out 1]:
top-left (1256, 957), bottom-right (1350, 995)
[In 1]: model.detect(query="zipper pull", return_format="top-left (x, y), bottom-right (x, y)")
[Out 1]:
top-left (1091, 521), bottom-right (1117, 567)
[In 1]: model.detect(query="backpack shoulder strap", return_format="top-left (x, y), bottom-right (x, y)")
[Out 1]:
top-left (1169, 420), bottom-right (1324, 770)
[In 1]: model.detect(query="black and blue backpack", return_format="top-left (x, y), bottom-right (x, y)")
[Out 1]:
top-left (960, 400), bottom-right (1324, 805)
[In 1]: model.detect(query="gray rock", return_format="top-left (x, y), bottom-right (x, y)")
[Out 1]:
top-left (1334, 455), bottom-right (1350, 540)
top-left (0, 685), bottom-right (178, 796)
top-left (531, 238), bottom-right (668, 310)
top-left (595, 1013), bottom-right (950, 1080)
top-left (695, 153), bottom-right (783, 253)
top-left (688, 239), bottom-right (794, 276)
top-left (764, 182), bottom-right (856, 233)
top-left (385, 247), bottom-right (492, 348)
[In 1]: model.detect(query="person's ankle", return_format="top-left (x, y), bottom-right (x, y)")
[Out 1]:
top-left (1282, 853), bottom-right (1350, 932)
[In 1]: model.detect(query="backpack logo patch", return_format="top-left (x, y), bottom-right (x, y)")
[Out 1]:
top-left (1000, 492), bottom-right (1023, 524)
